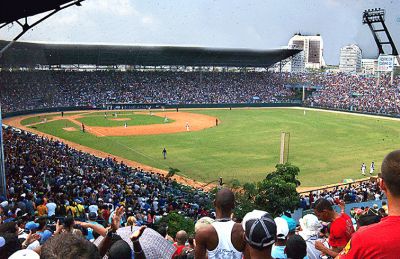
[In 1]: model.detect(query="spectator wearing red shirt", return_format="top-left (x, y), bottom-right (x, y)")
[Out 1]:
top-left (337, 150), bottom-right (400, 258)
top-left (172, 230), bottom-right (188, 258)
top-left (101, 205), bottom-right (110, 222)
top-left (313, 198), bottom-right (354, 258)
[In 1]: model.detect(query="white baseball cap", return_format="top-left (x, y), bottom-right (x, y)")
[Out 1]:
top-left (299, 214), bottom-right (322, 237)
top-left (274, 217), bottom-right (289, 240)
top-left (9, 249), bottom-right (40, 259)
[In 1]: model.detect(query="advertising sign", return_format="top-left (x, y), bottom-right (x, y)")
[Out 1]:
top-left (377, 55), bottom-right (395, 72)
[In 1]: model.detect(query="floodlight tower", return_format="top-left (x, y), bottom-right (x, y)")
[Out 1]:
top-left (363, 8), bottom-right (399, 85)
top-left (362, 8), bottom-right (398, 56)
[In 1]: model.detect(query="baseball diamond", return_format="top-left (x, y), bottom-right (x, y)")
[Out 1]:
top-left (5, 107), bottom-right (400, 187)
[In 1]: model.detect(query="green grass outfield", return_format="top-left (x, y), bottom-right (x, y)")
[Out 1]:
top-left (76, 113), bottom-right (173, 127)
top-left (20, 112), bottom-right (91, 126)
top-left (21, 115), bottom-right (55, 125)
top-left (28, 108), bottom-right (400, 187)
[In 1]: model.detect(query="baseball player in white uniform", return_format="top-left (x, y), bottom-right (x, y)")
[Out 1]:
top-left (370, 161), bottom-right (375, 174)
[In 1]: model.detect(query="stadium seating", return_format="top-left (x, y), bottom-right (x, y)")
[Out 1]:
top-left (0, 71), bottom-right (296, 113)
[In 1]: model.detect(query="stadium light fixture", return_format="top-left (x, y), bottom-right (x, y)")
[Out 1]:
top-left (362, 8), bottom-right (385, 24)
top-left (362, 8), bottom-right (398, 56)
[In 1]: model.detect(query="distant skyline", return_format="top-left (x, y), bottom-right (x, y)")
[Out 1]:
top-left (1, 0), bottom-right (399, 65)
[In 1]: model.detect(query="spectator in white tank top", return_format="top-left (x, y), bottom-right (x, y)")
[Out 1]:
top-left (195, 188), bottom-right (247, 259)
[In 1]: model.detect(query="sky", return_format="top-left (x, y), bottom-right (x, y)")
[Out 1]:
top-left (1, 0), bottom-right (400, 65)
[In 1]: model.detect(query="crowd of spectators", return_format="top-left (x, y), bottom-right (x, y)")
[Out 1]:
top-left (299, 178), bottom-right (385, 210)
top-left (0, 124), bottom-right (399, 258)
top-left (0, 126), bottom-right (213, 257)
top-left (298, 73), bottom-right (400, 115)
top-left (2, 70), bottom-right (399, 116)
top-left (0, 71), bottom-right (296, 113)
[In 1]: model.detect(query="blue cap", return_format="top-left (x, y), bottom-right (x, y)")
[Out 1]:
top-left (281, 215), bottom-right (297, 232)
top-left (39, 230), bottom-right (53, 244)
top-left (25, 221), bottom-right (39, 231)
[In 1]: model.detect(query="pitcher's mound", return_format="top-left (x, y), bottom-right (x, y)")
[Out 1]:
top-left (110, 118), bottom-right (132, 121)
top-left (63, 127), bottom-right (77, 132)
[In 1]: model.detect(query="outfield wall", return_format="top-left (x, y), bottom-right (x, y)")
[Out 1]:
top-left (305, 105), bottom-right (400, 119)
top-left (2, 102), bottom-right (301, 118)
top-left (5, 103), bottom-right (399, 119)
top-left (105, 102), bottom-right (301, 110)
top-left (2, 106), bottom-right (99, 118)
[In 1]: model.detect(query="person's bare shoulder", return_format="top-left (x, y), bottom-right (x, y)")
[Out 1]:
top-left (231, 222), bottom-right (246, 251)
top-left (196, 224), bottom-right (218, 245)
top-left (195, 225), bottom-right (218, 258)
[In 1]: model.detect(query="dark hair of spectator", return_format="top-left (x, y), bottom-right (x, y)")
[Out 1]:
top-left (381, 150), bottom-right (400, 197)
top-left (214, 188), bottom-right (235, 213)
top-left (0, 233), bottom-right (22, 259)
top-left (0, 222), bottom-right (18, 234)
top-left (312, 198), bottom-right (333, 212)
top-left (41, 232), bottom-right (101, 259)
top-left (63, 216), bottom-right (75, 230)
top-left (285, 235), bottom-right (307, 259)
top-left (38, 217), bottom-right (47, 230)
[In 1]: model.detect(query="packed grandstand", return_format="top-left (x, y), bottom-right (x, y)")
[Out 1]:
top-left (1, 70), bottom-right (399, 116)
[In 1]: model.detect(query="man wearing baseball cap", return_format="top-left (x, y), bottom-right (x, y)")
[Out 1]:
top-left (242, 210), bottom-right (277, 259)
top-left (271, 217), bottom-right (289, 258)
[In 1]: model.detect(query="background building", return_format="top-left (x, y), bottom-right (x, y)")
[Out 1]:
top-left (339, 44), bottom-right (362, 73)
top-left (287, 33), bottom-right (326, 71)
top-left (288, 43), bottom-right (305, 72)
top-left (361, 58), bottom-right (377, 75)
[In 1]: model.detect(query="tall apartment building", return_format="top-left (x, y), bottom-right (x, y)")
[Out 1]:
top-left (339, 44), bottom-right (362, 73)
top-left (287, 33), bottom-right (326, 71)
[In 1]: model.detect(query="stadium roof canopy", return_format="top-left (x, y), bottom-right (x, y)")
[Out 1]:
top-left (0, 40), bottom-right (301, 68)
top-left (0, 0), bottom-right (80, 25)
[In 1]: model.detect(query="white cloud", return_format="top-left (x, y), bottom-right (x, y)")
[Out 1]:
top-left (53, 12), bottom-right (79, 25)
top-left (84, 0), bottom-right (139, 17)
top-left (141, 16), bottom-right (154, 25)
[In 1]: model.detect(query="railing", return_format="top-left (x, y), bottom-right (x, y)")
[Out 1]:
top-left (2, 102), bottom-right (302, 118)
top-left (298, 177), bottom-right (378, 195)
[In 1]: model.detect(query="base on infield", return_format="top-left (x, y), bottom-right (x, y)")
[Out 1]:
top-left (109, 118), bottom-right (132, 121)
top-left (63, 127), bottom-right (78, 132)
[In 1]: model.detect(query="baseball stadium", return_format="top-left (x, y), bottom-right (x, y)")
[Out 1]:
top-left (2, 39), bottom-right (399, 188)
top-left (1, 1), bottom-right (400, 258)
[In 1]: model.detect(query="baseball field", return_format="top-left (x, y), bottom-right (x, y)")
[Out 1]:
top-left (6, 108), bottom-right (400, 187)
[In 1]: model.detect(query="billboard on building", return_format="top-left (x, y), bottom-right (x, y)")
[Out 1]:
top-left (377, 55), bottom-right (395, 72)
